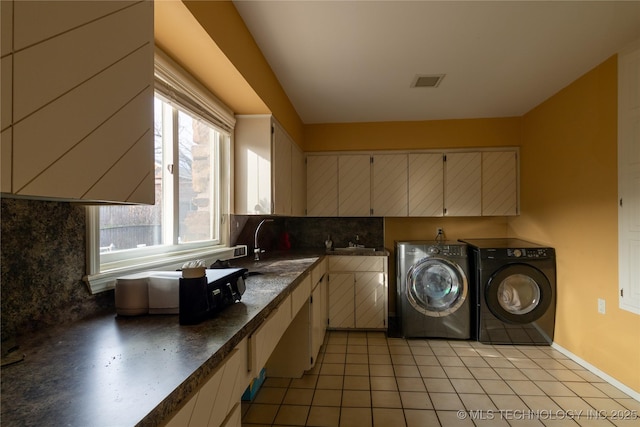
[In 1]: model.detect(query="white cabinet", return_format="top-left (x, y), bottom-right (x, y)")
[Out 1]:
top-left (328, 272), bottom-right (355, 328)
top-left (249, 295), bottom-right (292, 374)
top-left (328, 256), bottom-right (387, 330)
top-left (235, 115), bottom-right (304, 215)
top-left (408, 153), bottom-right (444, 217)
top-left (1, 0), bottom-right (155, 203)
top-left (338, 155), bottom-right (371, 216)
top-left (291, 142), bottom-right (306, 216)
top-left (482, 151), bottom-right (518, 216)
top-left (306, 149), bottom-right (517, 218)
top-left (306, 155), bottom-right (338, 216)
top-left (291, 274), bottom-right (312, 318)
top-left (273, 123), bottom-right (292, 215)
top-left (164, 338), bottom-right (249, 427)
top-left (0, 0), bottom-right (12, 194)
top-left (310, 260), bottom-right (328, 366)
top-left (444, 152), bottom-right (482, 216)
top-left (307, 154), bottom-right (370, 217)
top-left (372, 154), bottom-right (408, 217)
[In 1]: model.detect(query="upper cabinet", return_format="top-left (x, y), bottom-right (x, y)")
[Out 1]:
top-left (235, 115), bottom-right (305, 215)
top-left (408, 153), bottom-right (443, 217)
top-left (372, 154), bottom-right (408, 217)
top-left (291, 142), bottom-right (306, 216)
top-left (306, 148), bottom-right (518, 218)
top-left (1, 0), bottom-right (155, 203)
top-left (444, 152), bottom-right (482, 216)
top-left (338, 155), bottom-right (371, 216)
top-left (306, 155), bottom-right (338, 216)
top-left (482, 151), bottom-right (518, 216)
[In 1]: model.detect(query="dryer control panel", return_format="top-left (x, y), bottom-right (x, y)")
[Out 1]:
top-left (507, 248), bottom-right (551, 258)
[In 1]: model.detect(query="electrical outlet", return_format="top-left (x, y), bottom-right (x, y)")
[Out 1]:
top-left (598, 298), bottom-right (606, 314)
top-left (436, 227), bottom-right (444, 235)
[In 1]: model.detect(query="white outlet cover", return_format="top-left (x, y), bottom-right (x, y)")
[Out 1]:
top-left (598, 298), bottom-right (606, 314)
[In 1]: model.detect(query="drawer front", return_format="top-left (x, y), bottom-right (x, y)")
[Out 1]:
top-left (165, 339), bottom-right (248, 427)
top-left (311, 258), bottom-right (327, 289)
top-left (291, 274), bottom-right (311, 317)
top-left (329, 256), bottom-right (384, 272)
top-left (249, 295), bottom-right (292, 373)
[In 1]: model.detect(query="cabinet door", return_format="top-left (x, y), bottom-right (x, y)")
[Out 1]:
top-left (339, 155), bottom-right (371, 217)
top-left (355, 272), bottom-right (386, 329)
top-left (272, 123), bottom-right (292, 215)
top-left (291, 142), bottom-right (306, 216)
top-left (234, 116), bottom-right (272, 214)
top-left (307, 155), bottom-right (338, 216)
top-left (1, 1), bottom-right (11, 194)
top-left (444, 152), bottom-right (481, 216)
top-left (372, 154), bottom-right (408, 216)
top-left (328, 273), bottom-right (355, 328)
top-left (291, 274), bottom-right (311, 317)
top-left (9, 1), bottom-right (154, 203)
top-left (482, 151), bottom-right (518, 216)
top-left (408, 153), bottom-right (444, 217)
top-left (249, 295), bottom-right (292, 373)
top-left (310, 277), bottom-right (326, 367)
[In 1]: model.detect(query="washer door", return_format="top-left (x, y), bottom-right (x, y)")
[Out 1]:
top-left (485, 264), bottom-right (552, 324)
top-left (407, 257), bottom-right (468, 317)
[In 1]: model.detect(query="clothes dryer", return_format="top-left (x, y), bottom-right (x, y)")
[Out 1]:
top-left (396, 241), bottom-right (471, 339)
top-left (461, 238), bottom-right (556, 345)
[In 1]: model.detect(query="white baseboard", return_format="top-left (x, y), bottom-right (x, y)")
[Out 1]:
top-left (551, 342), bottom-right (640, 401)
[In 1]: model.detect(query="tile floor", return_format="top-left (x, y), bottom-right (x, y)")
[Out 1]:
top-left (241, 331), bottom-right (639, 427)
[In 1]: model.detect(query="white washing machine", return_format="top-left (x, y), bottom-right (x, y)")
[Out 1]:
top-left (396, 241), bottom-right (471, 339)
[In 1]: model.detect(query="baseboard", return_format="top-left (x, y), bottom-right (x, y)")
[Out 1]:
top-left (551, 342), bottom-right (640, 401)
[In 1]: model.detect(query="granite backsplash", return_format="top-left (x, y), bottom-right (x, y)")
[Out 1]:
top-left (230, 215), bottom-right (384, 252)
top-left (0, 198), bottom-right (385, 343)
top-left (1, 198), bottom-right (114, 343)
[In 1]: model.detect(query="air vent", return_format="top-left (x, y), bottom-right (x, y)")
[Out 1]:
top-left (411, 74), bottom-right (445, 88)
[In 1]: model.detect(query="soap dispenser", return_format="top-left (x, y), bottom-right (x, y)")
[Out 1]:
top-left (325, 235), bottom-right (333, 250)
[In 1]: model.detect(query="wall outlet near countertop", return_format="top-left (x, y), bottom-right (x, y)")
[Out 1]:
top-left (598, 298), bottom-right (606, 314)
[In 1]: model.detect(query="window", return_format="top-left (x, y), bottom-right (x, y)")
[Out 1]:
top-left (85, 50), bottom-right (237, 293)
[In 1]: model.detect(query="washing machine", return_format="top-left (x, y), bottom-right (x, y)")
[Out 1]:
top-left (461, 238), bottom-right (556, 345)
top-left (396, 241), bottom-right (471, 339)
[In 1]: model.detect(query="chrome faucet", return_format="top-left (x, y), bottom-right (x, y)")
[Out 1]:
top-left (254, 218), bottom-right (274, 261)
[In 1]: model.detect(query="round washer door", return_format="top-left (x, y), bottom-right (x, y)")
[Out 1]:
top-left (407, 257), bottom-right (468, 317)
top-left (485, 264), bottom-right (552, 324)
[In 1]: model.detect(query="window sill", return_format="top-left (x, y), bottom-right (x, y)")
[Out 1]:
top-left (84, 245), bottom-right (247, 294)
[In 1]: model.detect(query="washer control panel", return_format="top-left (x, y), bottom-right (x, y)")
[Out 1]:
top-left (428, 245), bottom-right (466, 257)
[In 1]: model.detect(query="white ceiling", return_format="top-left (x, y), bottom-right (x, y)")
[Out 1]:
top-left (232, 0), bottom-right (640, 124)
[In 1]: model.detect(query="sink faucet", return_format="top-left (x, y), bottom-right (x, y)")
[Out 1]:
top-left (254, 218), bottom-right (274, 261)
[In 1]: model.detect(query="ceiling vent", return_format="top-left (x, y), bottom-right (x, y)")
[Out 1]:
top-left (411, 74), bottom-right (445, 88)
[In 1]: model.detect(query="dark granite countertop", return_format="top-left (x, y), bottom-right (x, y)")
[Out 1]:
top-left (0, 248), bottom-right (389, 427)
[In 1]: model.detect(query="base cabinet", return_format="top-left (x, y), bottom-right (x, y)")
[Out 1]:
top-left (163, 338), bottom-right (249, 427)
top-left (328, 256), bottom-right (387, 330)
top-left (164, 259), bottom-right (329, 426)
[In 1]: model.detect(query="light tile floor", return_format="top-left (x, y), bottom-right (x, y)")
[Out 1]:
top-left (241, 331), bottom-right (639, 427)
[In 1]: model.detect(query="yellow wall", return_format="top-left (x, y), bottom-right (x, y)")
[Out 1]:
top-left (182, 0), bottom-right (304, 145)
top-left (510, 55), bottom-right (640, 393)
top-left (304, 117), bottom-right (521, 152)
